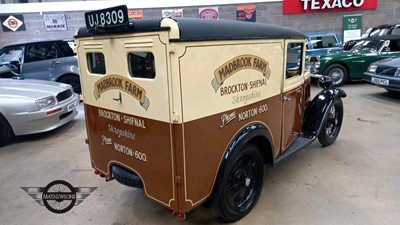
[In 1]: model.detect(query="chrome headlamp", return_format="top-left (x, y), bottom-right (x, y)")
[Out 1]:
top-left (367, 64), bottom-right (378, 73)
top-left (394, 68), bottom-right (400, 77)
top-left (36, 96), bottom-right (57, 109)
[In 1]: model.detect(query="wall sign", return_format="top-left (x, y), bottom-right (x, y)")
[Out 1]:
top-left (128, 9), bottom-right (144, 20)
top-left (237, 5), bottom-right (256, 22)
top-left (343, 14), bottom-right (362, 43)
top-left (283, 0), bottom-right (378, 14)
top-left (43, 14), bottom-right (67, 31)
top-left (162, 9), bottom-right (183, 18)
top-left (1, 15), bottom-right (25, 32)
top-left (199, 6), bottom-right (219, 19)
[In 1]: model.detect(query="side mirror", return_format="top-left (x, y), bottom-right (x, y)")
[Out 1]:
top-left (9, 60), bottom-right (21, 75)
top-left (318, 76), bottom-right (333, 89)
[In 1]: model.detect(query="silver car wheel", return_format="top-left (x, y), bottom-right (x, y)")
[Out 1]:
top-left (328, 68), bottom-right (344, 86)
top-left (324, 64), bottom-right (348, 87)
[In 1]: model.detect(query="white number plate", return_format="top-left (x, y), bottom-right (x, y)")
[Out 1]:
top-left (67, 100), bottom-right (79, 112)
top-left (371, 77), bottom-right (389, 86)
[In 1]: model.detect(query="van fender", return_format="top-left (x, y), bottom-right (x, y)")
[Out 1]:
top-left (302, 88), bottom-right (346, 139)
top-left (205, 123), bottom-right (274, 207)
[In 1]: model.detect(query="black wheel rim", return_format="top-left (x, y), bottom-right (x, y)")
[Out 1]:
top-left (225, 154), bottom-right (260, 212)
top-left (324, 104), bottom-right (340, 139)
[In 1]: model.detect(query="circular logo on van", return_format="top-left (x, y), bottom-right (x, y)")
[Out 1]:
top-left (199, 9), bottom-right (219, 19)
top-left (42, 180), bottom-right (77, 214)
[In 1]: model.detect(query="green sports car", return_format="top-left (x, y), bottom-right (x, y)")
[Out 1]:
top-left (308, 35), bottom-right (400, 86)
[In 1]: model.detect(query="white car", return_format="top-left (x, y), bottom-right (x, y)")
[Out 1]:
top-left (0, 78), bottom-right (79, 146)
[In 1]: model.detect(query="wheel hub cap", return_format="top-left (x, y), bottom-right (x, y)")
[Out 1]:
top-left (245, 178), bottom-right (251, 187)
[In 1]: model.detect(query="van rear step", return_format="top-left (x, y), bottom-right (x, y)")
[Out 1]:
top-left (112, 165), bottom-right (143, 188)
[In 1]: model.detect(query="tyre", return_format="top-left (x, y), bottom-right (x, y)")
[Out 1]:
top-left (215, 144), bottom-right (264, 222)
top-left (112, 165), bottom-right (143, 188)
top-left (318, 98), bottom-right (343, 146)
top-left (323, 64), bottom-right (348, 87)
top-left (0, 114), bottom-right (14, 147)
top-left (58, 75), bottom-right (81, 94)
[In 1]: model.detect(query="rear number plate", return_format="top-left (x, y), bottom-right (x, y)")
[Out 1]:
top-left (84, 5), bottom-right (128, 30)
top-left (371, 77), bottom-right (389, 86)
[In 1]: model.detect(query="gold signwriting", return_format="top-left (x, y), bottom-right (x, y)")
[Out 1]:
top-left (93, 74), bottom-right (150, 110)
top-left (212, 54), bottom-right (271, 91)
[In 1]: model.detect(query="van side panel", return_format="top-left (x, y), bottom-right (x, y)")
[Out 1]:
top-left (174, 41), bottom-right (284, 208)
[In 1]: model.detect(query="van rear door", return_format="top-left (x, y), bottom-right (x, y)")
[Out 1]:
top-left (78, 33), bottom-right (177, 209)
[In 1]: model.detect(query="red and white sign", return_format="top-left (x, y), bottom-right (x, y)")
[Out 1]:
top-left (199, 7), bottom-right (219, 20)
top-left (2, 15), bottom-right (23, 31)
top-left (283, 0), bottom-right (378, 14)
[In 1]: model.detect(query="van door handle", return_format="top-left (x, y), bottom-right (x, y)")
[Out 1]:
top-left (113, 92), bottom-right (122, 103)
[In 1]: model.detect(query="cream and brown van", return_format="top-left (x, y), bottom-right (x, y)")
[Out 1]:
top-left (75, 5), bottom-right (346, 222)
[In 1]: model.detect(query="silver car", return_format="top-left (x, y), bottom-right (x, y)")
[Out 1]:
top-left (0, 78), bottom-right (79, 146)
top-left (0, 40), bottom-right (81, 94)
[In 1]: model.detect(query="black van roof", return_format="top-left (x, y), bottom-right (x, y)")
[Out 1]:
top-left (75, 18), bottom-right (306, 42)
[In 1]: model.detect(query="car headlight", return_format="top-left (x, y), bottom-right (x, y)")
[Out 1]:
top-left (36, 96), bottom-right (57, 109)
top-left (395, 68), bottom-right (400, 77)
top-left (313, 61), bottom-right (320, 68)
top-left (368, 64), bottom-right (377, 73)
top-left (308, 56), bottom-right (320, 69)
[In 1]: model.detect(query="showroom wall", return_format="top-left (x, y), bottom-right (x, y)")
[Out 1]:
top-left (0, 0), bottom-right (399, 47)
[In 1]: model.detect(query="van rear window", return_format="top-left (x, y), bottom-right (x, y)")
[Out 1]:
top-left (87, 52), bottom-right (106, 74)
top-left (128, 52), bottom-right (155, 79)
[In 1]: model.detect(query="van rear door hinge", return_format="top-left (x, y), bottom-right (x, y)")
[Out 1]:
top-left (172, 112), bottom-right (180, 123)
top-left (175, 175), bottom-right (182, 184)
top-left (169, 44), bottom-right (175, 53)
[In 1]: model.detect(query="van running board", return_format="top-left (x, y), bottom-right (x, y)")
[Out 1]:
top-left (274, 137), bottom-right (313, 165)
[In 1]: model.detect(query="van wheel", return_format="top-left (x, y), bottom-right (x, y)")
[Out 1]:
top-left (59, 75), bottom-right (81, 94)
top-left (323, 64), bottom-right (348, 87)
top-left (215, 144), bottom-right (264, 222)
top-left (0, 114), bottom-right (14, 147)
top-left (318, 98), bottom-right (343, 146)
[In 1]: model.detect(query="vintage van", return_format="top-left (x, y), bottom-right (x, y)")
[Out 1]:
top-left (75, 5), bottom-right (346, 222)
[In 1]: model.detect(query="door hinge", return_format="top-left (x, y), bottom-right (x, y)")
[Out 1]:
top-left (172, 112), bottom-right (180, 123)
top-left (169, 44), bottom-right (175, 53)
top-left (175, 175), bottom-right (182, 184)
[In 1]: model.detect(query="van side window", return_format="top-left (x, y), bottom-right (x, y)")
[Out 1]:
top-left (87, 52), bottom-right (106, 74)
top-left (128, 52), bottom-right (155, 79)
top-left (286, 43), bottom-right (303, 79)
